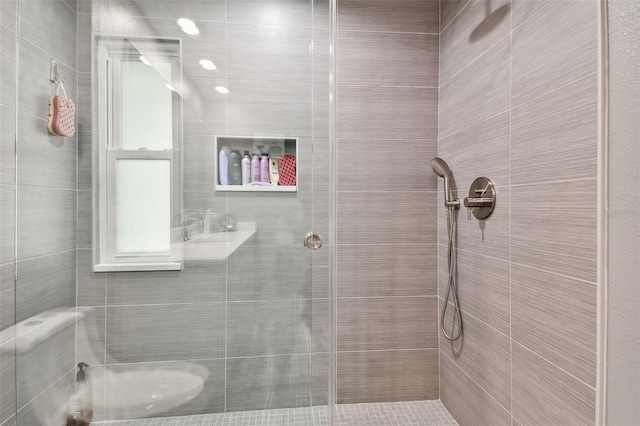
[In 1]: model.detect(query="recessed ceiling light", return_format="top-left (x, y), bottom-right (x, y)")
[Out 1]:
top-left (177, 18), bottom-right (199, 35)
top-left (177, 18), bottom-right (195, 28)
top-left (139, 56), bottom-right (152, 66)
top-left (181, 25), bottom-right (200, 35)
top-left (215, 86), bottom-right (229, 94)
top-left (199, 59), bottom-right (217, 70)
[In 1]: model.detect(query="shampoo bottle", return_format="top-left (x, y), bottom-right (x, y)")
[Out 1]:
top-left (67, 362), bottom-right (92, 426)
top-left (241, 151), bottom-right (251, 185)
top-left (269, 158), bottom-right (280, 185)
top-left (251, 153), bottom-right (261, 183)
top-left (260, 153), bottom-right (270, 184)
top-left (229, 150), bottom-right (242, 185)
top-left (218, 146), bottom-right (230, 185)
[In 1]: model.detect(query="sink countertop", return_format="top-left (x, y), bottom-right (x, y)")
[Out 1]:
top-left (183, 221), bottom-right (257, 260)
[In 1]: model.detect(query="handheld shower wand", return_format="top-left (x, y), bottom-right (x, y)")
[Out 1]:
top-left (431, 157), bottom-right (462, 341)
top-left (431, 157), bottom-right (460, 209)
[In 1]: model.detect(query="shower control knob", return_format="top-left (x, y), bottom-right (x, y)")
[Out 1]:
top-left (304, 232), bottom-right (323, 250)
top-left (464, 177), bottom-right (496, 220)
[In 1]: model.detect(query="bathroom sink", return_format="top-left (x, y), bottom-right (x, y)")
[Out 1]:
top-left (187, 233), bottom-right (228, 244)
top-left (91, 362), bottom-right (209, 420)
top-left (183, 222), bottom-right (256, 260)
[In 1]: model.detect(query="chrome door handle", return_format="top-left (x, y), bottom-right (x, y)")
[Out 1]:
top-left (304, 232), bottom-right (323, 250)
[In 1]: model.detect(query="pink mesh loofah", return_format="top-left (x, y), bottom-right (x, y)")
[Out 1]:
top-left (48, 82), bottom-right (76, 137)
top-left (279, 155), bottom-right (296, 186)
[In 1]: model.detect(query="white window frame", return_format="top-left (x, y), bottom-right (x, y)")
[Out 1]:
top-left (94, 36), bottom-right (183, 272)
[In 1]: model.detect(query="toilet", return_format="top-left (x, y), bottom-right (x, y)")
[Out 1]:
top-left (2, 307), bottom-right (209, 423)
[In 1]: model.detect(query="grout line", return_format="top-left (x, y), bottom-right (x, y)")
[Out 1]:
top-left (434, 244), bottom-right (508, 263)
top-left (310, 1), bottom-right (316, 403)
top-left (437, 0), bottom-right (442, 403)
top-left (338, 28), bottom-right (440, 36)
top-left (100, 301), bottom-right (225, 308)
top-left (438, 109), bottom-right (511, 141)
top-left (509, 176), bottom-right (598, 188)
top-left (337, 295), bottom-right (438, 300)
top-left (508, 0), bottom-right (514, 419)
top-left (510, 71), bottom-right (599, 110)
top-left (74, 0), bottom-right (80, 380)
top-left (8, 178), bottom-right (79, 190)
top-left (13, 248), bottom-right (76, 263)
top-left (509, 261), bottom-right (597, 286)
top-left (440, 291), bottom-right (599, 393)
top-left (512, 341), bottom-right (597, 391)
top-left (0, 416), bottom-right (15, 426)
top-left (438, 296), bottom-right (510, 341)
top-left (336, 83), bottom-right (440, 89)
top-left (61, 0), bottom-right (75, 13)
top-left (18, 33), bottom-right (78, 74)
top-left (336, 348), bottom-right (439, 354)
top-left (337, 242), bottom-right (438, 247)
top-left (439, 32), bottom-right (510, 89)
top-left (336, 189), bottom-right (440, 193)
top-left (440, 350), bottom-right (513, 416)
top-left (440, 0), bottom-right (472, 34)
top-left (100, 354), bottom-right (319, 365)
top-left (16, 366), bottom-right (75, 415)
top-left (102, 357), bottom-right (226, 367)
top-left (508, 0), bottom-right (551, 34)
top-left (223, 1), bottom-right (229, 413)
top-left (324, 137), bottom-right (438, 141)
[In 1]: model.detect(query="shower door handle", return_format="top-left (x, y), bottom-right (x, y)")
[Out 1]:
top-left (304, 232), bottom-right (323, 250)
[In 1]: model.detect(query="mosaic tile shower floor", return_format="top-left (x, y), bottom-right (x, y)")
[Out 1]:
top-left (93, 400), bottom-right (458, 425)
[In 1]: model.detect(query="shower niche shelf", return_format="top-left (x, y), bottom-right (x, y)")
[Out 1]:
top-left (214, 136), bottom-right (298, 193)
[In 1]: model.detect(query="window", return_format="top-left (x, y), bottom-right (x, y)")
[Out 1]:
top-left (94, 37), bottom-right (182, 272)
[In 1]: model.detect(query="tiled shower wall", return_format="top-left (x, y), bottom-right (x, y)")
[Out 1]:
top-left (75, 0), bottom-right (443, 418)
top-left (0, 0), bottom-right (78, 424)
top-left (334, 0), bottom-right (440, 403)
top-left (437, 0), bottom-right (598, 424)
top-left (76, 0), bottom-right (332, 420)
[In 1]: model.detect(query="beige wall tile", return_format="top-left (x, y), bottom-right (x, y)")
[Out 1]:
top-left (439, 37), bottom-right (510, 139)
top-left (512, 343), bottom-right (595, 425)
top-left (338, 191), bottom-right (437, 245)
top-left (438, 249), bottom-right (510, 335)
top-left (511, 178), bottom-right (597, 282)
top-left (338, 244), bottom-right (437, 297)
top-left (440, 0), bottom-right (511, 85)
top-left (511, 74), bottom-right (598, 185)
top-left (338, 0), bottom-right (439, 33)
top-left (440, 310), bottom-right (511, 409)
top-left (511, 0), bottom-right (598, 106)
top-left (337, 138), bottom-right (438, 192)
top-left (337, 297), bottom-right (438, 351)
top-left (339, 31), bottom-right (439, 87)
top-left (337, 349), bottom-right (439, 404)
top-left (338, 85), bottom-right (438, 140)
top-left (512, 263), bottom-right (597, 386)
top-left (440, 353), bottom-right (511, 426)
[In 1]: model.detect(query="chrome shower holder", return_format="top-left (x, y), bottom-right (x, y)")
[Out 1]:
top-left (464, 177), bottom-right (496, 220)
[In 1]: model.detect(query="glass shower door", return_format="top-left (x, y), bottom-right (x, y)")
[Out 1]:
top-left (8, 0), bottom-right (333, 424)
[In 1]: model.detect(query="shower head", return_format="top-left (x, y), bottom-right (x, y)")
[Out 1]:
top-left (431, 157), bottom-right (460, 209)
top-left (430, 157), bottom-right (451, 178)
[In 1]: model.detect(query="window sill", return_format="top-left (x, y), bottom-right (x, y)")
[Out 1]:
top-left (93, 262), bottom-right (183, 272)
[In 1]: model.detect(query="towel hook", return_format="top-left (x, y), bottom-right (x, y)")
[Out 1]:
top-left (50, 59), bottom-right (59, 83)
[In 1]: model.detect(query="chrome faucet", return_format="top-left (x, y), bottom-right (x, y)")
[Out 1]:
top-left (183, 216), bottom-right (204, 241)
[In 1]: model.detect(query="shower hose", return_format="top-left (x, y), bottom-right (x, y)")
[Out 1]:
top-left (441, 206), bottom-right (463, 341)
